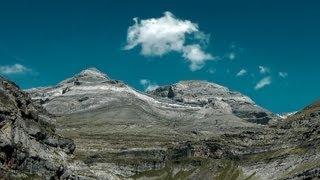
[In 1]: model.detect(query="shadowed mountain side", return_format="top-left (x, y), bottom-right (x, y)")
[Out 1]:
top-left (0, 76), bottom-right (75, 178)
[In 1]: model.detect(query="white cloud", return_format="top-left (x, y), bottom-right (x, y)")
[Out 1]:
top-left (0, 64), bottom-right (31, 75)
top-left (236, 69), bottom-right (247, 77)
top-left (254, 76), bottom-right (272, 90)
top-left (124, 11), bottom-right (214, 71)
top-left (258, 66), bottom-right (270, 74)
top-left (208, 68), bottom-right (216, 74)
top-left (140, 79), bottom-right (159, 92)
top-left (225, 43), bottom-right (243, 60)
top-left (182, 44), bottom-right (213, 71)
top-left (227, 52), bottom-right (236, 60)
top-left (279, 72), bottom-right (288, 78)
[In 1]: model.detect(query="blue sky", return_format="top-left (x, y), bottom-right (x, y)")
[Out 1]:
top-left (0, 0), bottom-right (319, 113)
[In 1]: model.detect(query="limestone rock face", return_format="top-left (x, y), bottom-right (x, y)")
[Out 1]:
top-left (148, 80), bottom-right (274, 124)
top-left (59, 67), bottom-right (110, 85)
top-left (0, 77), bottom-right (75, 179)
top-left (28, 68), bottom-right (150, 115)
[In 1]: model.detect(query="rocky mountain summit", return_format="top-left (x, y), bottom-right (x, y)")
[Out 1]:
top-left (149, 80), bottom-right (274, 124)
top-left (0, 76), bottom-right (75, 179)
top-left (28, 68), bottom-right (116, 115)
top-left (2, 68), bottom-right (319, 179)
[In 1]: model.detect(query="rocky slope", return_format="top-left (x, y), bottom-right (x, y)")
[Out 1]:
top-left (0, 76), bottom-right (75, 179)
top-left (22, 68), bottom-right (320, 179)
top-left (148, 80), bottom-right (274, 124)
top-left (126, 100), bottom-right (320, 179)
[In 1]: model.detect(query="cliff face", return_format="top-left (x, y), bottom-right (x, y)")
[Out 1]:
top-left (0, 77), bottom-right (75, 179)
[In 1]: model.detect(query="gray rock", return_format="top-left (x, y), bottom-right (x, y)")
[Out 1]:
top-left (0, 76), bottom-right (76, 178)
top-left (148, 80), bottom-right (275, 124)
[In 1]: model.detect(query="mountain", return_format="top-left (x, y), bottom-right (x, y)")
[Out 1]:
top-left (18, 68), bottom-right (320, 179)
top-left (27, 68), bottom-right (270, 138)
top-left (28, 68), bottom-right (273, 124)
top-left (27, 68), bottom-right (266, 178)
top-left (276, 111), bottom-right (297, 119)
top-left (148, 80), bottom-right (274, 124)
top-left (0, 76), bottom-right (75, 179)
top-left (289, 100), bottom-right (320, 121)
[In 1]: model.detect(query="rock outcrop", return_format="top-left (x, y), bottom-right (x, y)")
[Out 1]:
top-left (0, 76), bottom-right (75, 179)
top-left (148, 80), bottom-right (274, 124)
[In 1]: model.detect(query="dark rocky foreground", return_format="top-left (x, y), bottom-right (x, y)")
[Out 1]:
top-left (0, 77), bottom-right (75, 179)
top-left (1, 68), bottom-right (320, 179)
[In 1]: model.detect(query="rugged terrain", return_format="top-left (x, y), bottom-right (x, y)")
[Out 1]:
top-left (0, 76), bottom-right (75, 179)
top-left (148, 80), bottom-right (274, 124)
top-left (1, 68), bottom-right (319, 179)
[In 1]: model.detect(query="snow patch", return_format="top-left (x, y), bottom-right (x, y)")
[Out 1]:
top-left (277, 111), bottom-right (297, 119)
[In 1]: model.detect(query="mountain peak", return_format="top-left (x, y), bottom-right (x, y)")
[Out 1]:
top-left (59, 67), bottom-right (109, 85)
top-left (78, 67), bottom-right (107, 77)
top-left (175, 80), bottom-right (229, 92)
top-left (149, 80), bottom-right (241, 102)
top-left (149, 80), bottom-right (274, 124)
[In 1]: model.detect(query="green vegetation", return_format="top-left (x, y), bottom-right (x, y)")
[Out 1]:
top-left (129, 159), bottom-right (258, 180)
top-left (243, 147), bottom-right (307, 164)
top-left (130, 158), bottom-right (206, 180)
top-left (130, 164), bottom-right (196, 180)
top-left (215, 161), bottom-right (257, 180)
